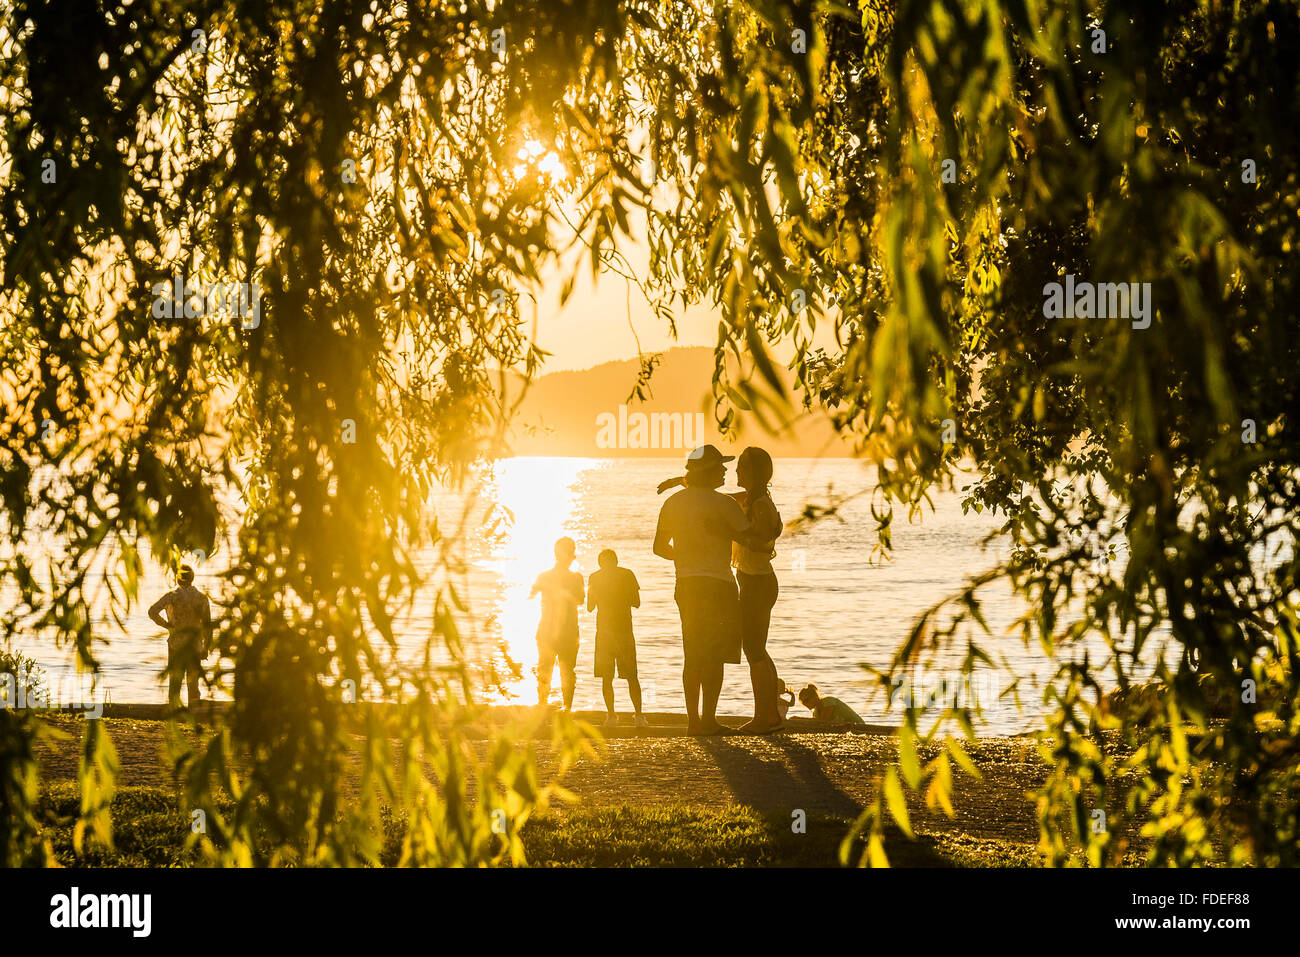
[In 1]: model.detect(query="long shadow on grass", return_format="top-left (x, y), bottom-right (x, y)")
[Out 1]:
top-left (687, 740), bottom-right (978, 867)
top-left (696, 735), bottom-right (862, 819)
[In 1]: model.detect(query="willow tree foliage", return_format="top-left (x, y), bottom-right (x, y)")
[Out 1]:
top-left (2, 0), bottom-right (1297, 866)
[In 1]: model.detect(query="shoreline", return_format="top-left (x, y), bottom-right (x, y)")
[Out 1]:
top-left (32, 702), bottom-right (904, 737)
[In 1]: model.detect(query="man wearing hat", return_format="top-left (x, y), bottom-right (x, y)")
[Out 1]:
top-left (148, 563), bottom-right (212, 708)
top-left (653, 444), bottom-right (760, 735)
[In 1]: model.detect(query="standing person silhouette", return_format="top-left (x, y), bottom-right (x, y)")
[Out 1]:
top-left (587, 548), bottom-right (648, 728)
top-left (148, 563), bottom-right (211, 709)
top-left (730, 448), bottom-right (783, 731)
top-left (530, 536), bottom-right (584, 712)
top-left (654, 444), bottom-right (761, 735)
top-left (659, 447), bottom-right (783, 732)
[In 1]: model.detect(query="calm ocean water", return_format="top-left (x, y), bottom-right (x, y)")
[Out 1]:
top-left (15, 457), bottom-right (1143, 732)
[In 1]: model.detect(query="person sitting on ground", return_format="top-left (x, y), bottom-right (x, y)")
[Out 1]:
top-left (775, 677), bottom-right (795, 721)
top-left (798, 683), bottom-right (865, 725)
top-left (587, 549), bottom-right (648, 729)
top-left (530, 537), bottom-right (584, 712)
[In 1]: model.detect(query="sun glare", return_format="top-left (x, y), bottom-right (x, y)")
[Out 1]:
top-left (480, 457), bottom-right (590, 698)
top-left (513, 137), bottom-right (564, 181)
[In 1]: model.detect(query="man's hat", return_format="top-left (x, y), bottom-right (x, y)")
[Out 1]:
top-left (178, 563), bottom-right (195, 583)
top-left (684, 444), bottom-right (735, 470)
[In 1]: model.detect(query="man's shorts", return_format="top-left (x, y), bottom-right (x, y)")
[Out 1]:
top-left (537, 631), bottom-right (579, 673)
top-left (674, 575), bottom-right (742, 667)
top-left (167, 626), bottom-right (205, 658)
top-left (594, 630), bottom-right (638, 679)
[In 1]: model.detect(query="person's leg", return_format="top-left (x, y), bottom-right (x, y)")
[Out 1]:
top-left (750, 574), bottom-right (780, 727)
top-left (699, 576), bottom-right (741, 734)
top-left (677, 585), bottom-right (702, 733)
top-left (559, 651), bottom-right (577, 711)
top-left (742, 654), bottom-right (774, 729)
top-left (765, 659), bottom-right (780, 722)
top-left (619, 636), bottom-right (642, 716)
top-left (187, 645), bottom-right (202, 705)
top-left (738, 573), bottom-right (764, 724)
top-left (167, 642), bottom-right (182, 709)
top-left (602, 676), bottom-right (616, 717)
top-left (764, 575), bottom-right (780, 723)
top-left (537, 647), bottom-right (553, 707)
top-left (682, 661), bottom-right (701, 732)
top-left (740, 573), bottom-right (780, 731)
top-left (699, 661), bottom-right (724, 730)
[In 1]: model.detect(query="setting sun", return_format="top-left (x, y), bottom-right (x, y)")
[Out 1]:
top-left (513, 138), bottom-right (565, 180)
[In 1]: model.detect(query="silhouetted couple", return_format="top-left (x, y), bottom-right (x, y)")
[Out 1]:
top-left (655, 444), bottom-right (783, 735)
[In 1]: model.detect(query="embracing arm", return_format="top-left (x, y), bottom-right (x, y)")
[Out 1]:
top-left (656, 475), bottom-right (685, 495)
top-left (723, 500), bottom-right (768, 552)
top-left (732, 526), bottom-right (767, 552)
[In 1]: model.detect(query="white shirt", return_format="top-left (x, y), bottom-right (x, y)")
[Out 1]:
top-left (655, 486), bottom-right (749, 582)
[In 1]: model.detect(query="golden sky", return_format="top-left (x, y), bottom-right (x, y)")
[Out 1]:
top-left (530, 253), bottom-right (720, 372)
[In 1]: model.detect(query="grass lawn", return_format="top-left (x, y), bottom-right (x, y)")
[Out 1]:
top-left (36, 785), bottom-right (1040, 867)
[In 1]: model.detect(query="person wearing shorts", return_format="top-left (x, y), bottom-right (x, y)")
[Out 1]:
top-left (674, 574), bottom-right (743, 666)
top-left (148, 563), bottom-right (212, 709)
top-left (654, 444), bottom-right (763, 735)
top-left (587, 549), bottom-right (647, 728)
top-left (530, 537), bottom-right (584, 711)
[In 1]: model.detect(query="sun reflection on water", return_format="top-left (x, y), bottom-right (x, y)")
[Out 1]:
top-left (476, 457), bottom-right (595, 701)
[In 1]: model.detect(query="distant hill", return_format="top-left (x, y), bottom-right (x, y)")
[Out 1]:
top-left (504, 347), bottom-right (853, 458)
